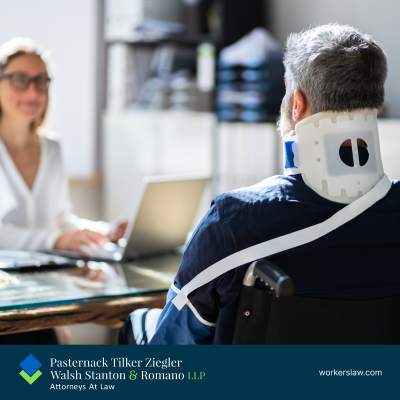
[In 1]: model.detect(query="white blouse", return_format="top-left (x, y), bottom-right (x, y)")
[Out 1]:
top-left (0, 136), bottom-right (78, 250)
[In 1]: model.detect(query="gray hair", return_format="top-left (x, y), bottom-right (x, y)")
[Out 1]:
top-left (283, 24), bottom-right (387, 113)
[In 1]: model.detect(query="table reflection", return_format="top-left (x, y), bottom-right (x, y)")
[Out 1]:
top-left (0, 252), bottom-right (182, 311)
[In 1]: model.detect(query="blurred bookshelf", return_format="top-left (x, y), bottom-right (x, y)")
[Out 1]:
top-left (102, 0), bottom-right (219, 222)
top-left (101, 0), bottom-right (283, 222)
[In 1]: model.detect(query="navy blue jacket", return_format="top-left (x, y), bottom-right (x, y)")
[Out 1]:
top-left (150, 175), bottom-right (400, 344)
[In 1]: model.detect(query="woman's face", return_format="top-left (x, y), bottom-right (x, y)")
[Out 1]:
top-left (0, 54), bottom-right (48, 124)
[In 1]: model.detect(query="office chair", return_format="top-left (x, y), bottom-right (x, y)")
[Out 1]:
top-left (232, 260), bottom-right (400, 344)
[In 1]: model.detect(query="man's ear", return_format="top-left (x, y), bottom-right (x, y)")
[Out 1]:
top-left (292, 89), bottom-right (310, 122)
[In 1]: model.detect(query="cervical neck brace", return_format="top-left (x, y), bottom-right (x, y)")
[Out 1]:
top-left (283, 109), bottom-right (384, 204)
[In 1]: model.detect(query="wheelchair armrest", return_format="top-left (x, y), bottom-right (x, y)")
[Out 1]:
top-left (252, 259), bottom-right (294, 297)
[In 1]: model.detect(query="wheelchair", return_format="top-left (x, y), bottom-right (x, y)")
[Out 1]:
top-left (232, 260), bottom-right (400, 344)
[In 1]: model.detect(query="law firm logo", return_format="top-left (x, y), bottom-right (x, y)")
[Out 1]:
top-left (19, 354), bottom-right (42, 385)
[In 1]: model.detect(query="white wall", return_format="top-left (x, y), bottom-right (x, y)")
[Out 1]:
top-left (268, 0), bottom-right (400, 118)
top-left (0, 0), bottom-right (98, 178)
top-left (102, 110), bottom-right (214, 222)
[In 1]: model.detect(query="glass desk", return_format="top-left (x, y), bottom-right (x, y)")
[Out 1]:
top-left (0, 253), bottom-right (182, 335)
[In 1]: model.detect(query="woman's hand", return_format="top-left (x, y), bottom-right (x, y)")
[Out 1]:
top-left (54, 229), bottom-right (110, 255)
top-left (108, 221), bottom-right (128, 243)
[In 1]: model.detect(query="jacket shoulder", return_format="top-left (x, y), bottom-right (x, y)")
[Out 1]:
top-left (213, 175), bottom-right (304, 218)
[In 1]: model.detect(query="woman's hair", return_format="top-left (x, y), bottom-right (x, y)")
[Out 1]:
top-left (0, 37), bottom-right (50, 131)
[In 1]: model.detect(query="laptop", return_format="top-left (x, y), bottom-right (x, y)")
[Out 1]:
top-left (54, 173), bottom-right (211, 262)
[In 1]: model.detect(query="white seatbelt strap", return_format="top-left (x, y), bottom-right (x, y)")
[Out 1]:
top-left (172, 174), bottom-right (392, 310)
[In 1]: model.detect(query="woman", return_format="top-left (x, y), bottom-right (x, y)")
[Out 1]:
top-left (0, 37), bottom-right (125, 253)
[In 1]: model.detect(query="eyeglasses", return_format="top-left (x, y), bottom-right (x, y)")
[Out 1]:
top-left (0, 72), bottom-right (51, 92)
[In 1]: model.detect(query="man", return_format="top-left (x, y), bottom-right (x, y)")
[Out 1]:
top-left (121, 24), bottom-right (400, 345)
